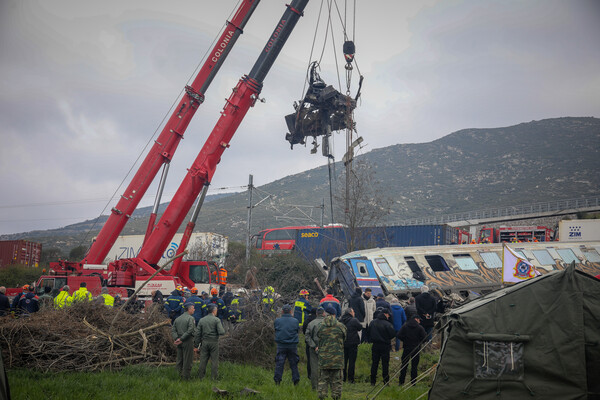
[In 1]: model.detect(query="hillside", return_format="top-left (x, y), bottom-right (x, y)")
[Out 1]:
top-left (3, 117), bottom-right (599, 252)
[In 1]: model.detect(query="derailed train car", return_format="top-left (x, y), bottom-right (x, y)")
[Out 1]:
top-left (325, 241), bottom-right (600, 300)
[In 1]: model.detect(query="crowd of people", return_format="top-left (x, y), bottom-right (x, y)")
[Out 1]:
top-left (1, 278), bottom-right (441, 397)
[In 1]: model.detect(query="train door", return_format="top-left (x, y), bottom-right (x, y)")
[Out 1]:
top-left (348, 258), bottom-right (384, 297)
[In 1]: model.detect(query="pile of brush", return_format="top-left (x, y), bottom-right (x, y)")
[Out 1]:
top-left (0, 302), bottom-right (175, 372)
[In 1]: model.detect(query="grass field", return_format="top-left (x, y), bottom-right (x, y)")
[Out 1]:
top-left (8, 344), bottom-right (437, 400)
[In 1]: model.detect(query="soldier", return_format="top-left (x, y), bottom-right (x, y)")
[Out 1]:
top-left (194, 303), bottom-right (225, 380)
top-left (316, 306), bottom-right (347, 400)
top-left (171, 302), bottom-right (196, 380)
top-left (305, 307), bottom-right (326, 390)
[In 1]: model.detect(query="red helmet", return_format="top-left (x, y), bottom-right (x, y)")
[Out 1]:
top-left (210, 287), bottom-right (218, 296)
top-left (190, 287), bottom-right (198, 295)
top-left (299, 289), bottom-right (309, 296)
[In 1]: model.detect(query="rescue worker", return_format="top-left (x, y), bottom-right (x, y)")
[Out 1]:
top-left (317, 306), bottom-right (347, 400)
top-left (212, 265), bottom-right (228, 296)
top-left (203, 288), bottom-right (227, 320)
top-left (194, 303), bottom-right (225, 380)
top-left (305, 307), bottom-right (326, 390)
top-left (319, 288), bottom-right (341, 318)
top-left (72, 282), bottom-right (93, 302)
top-left (187, 287), bottom-right (204, 324)
top-left (54, 285), bottom-right (72, 309)
top-left (171, 302), bottom-right (196, 380)
top-left (229, 289), bottom-right (245, 322)
top-left (11, 284), bottom-right (29, 311)
top-left (262, 286), bottom-right (275, 313)
top-left (273, 304), bottom-right (300, 385)
top-left (97, 287), bottom-right (114, 307)
top-left (17, 285), bottom-right (39, 316)
top-left (165, 288), bottom-right (185, 323)
top-left (293, 289), bottom-right (312, 327)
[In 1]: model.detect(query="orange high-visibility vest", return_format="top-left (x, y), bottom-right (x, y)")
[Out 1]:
top-left (214, 268), bottom-right (227, 285)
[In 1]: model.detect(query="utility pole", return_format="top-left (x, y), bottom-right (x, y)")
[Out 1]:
top-left (321, 198), bottom-right (325, 227)
top-left (245, 174), bottom-right (253, 264)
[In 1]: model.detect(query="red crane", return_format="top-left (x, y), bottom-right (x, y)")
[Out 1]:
top-left (43, 0), bottom-right (311, 298)
top-left (83, 0), bottom-right (261, 266)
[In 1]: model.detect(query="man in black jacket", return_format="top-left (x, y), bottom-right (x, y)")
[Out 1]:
top-left (414, 285), bottom-right (436, 341)
top-left (397, 315), bottom-right (427, 385)
top-left (0, 287), bottom-right (10, 316)
top-left (368, 308), bottom-right (396, 385)
top-left (348, 287), bottom-right (365, 325)
top-left (340, 308), bottom-right (362, 383)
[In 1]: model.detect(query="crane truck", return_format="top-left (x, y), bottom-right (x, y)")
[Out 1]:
top-left (28, 0), bottom-right (311, 300)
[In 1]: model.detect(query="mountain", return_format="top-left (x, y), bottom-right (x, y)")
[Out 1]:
top-left (3, 117), bottom-right (599, 252)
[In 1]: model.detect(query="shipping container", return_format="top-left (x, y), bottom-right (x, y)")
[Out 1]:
top-left (0, 240), bottom-right (42, 267)
top-left (100, 232), bottom-right (228, 266)
top-left (294, 225), bottom-right (458, 264)
top-left (558, 219), bottom-right (600, 242)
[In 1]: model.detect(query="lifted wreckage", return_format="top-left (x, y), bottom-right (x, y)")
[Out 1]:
top-left (284, 62), bottom-right (361, 153)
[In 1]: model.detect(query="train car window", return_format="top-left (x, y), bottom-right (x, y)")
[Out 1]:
top-left (374, 258), bottom-right (394, 276)
top-left (355, 262), bottom-right (369, 277)
top-left (480, 252), bottom-right (502, 269)
top-left (582, 250), bottom-right (600, 263)
top-left (532, 250), bottom-right (554, 266)
top-left (404, 257), bottom-right (426, 281)
top-left (453, 254), bottom-right (478, 271)
top-left (425, 255), bottom-right (450, 272)
top-left (557, 249), bottom-right (578, 264)
top-left (513, 250), bottom-right (526, 259)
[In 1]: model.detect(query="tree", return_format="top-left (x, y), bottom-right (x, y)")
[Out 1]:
top-left (40, 247), bottom-right (64, 267)
top-left (333, 159), bottom-right (392, 251)
top-left (69, 245), bottom-right (88, 261)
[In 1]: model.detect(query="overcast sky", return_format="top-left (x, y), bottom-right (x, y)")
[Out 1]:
top-left (1, 0), bottom-right (599, 235)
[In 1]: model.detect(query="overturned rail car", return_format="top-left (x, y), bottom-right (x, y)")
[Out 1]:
top-left (326, 241), bottom-right (600, 299)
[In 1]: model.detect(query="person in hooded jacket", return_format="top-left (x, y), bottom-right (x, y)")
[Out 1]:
top-left (17, 286), bottom-right (39, 315)
top-left (404, 297), bottom-right (418, 320)
top-left (389, 298), bottom-right (407, 351)
top-left (397, 315), bottom-right (427, 386)
top-left (368, 308), bottom-right (396, 386)
top-left (340, 308), bottom-right (362, 384)
top-left (414, 285), bottom-right (436, 341)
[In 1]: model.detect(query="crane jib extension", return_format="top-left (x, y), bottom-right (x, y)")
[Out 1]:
top-left (138, 0), bottom-right (310, 265)
top-left (81, 0), bottom-right (261, 267)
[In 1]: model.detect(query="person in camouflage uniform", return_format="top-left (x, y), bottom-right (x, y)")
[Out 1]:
top-left (171, 302), bottom-right (196, 380)
top-left (194, 303), bottom-right (225, 380)
top-left (316, 306), bottom-right (347, 400)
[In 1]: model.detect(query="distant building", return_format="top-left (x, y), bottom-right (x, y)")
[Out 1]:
top-left (0, 240), bottom-right (42, 268)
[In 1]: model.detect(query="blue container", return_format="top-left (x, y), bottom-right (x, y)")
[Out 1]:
top-left (294, 225), bottom-right (457, 263)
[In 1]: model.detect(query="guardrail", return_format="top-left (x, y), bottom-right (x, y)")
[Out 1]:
top-left (393, 196), bottom-right (600, 226)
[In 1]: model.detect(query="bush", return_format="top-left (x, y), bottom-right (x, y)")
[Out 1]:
top-left (0, 264), bottom-right (43, 288)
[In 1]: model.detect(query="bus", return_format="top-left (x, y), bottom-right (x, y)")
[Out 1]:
top-left (253, 226), bottom-right (320, 255)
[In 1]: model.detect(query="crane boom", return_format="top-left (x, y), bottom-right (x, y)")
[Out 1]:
top-left (84, 0), bottom-right (261, 265)
top-left (138, 0), bottom-right (310, 264)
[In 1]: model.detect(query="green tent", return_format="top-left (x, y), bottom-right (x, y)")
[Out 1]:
top-left (429, 264), bottom-right (600, 400)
